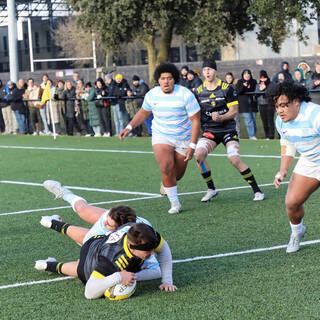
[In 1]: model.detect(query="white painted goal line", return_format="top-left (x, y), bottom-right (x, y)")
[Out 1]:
top-left (0, 180), bottom-right (288, 217)
top-left (1, 238), bottom-right (319, 290)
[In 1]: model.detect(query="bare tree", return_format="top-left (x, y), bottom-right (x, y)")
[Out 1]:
top-left (54, 17), bottom-right (106, 67)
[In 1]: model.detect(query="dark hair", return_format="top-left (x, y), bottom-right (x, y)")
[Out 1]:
top-left (154, 62), bottom-right (180, 83)
top-left (266, 81), bottom-right (311, 104)
top-left (27, 78), bottom-right (34, 82)
top-left (127, 223), bottom-right (160, 249)
top-left (108, 205), bottom-right (137, 227)
top-left (85, 82), bottom-right (92, 88)
top-left (202, 59), bottom-right (217, 70)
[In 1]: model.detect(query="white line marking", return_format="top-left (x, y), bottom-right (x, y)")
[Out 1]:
top-left (0, 180), bottom-right (159, 197)
top-left (1, 238), bottom-right (319, 290)
top-left (0, 145), bottom-right (291, 159)
top-left (0, 181), bottom-right (289, 217)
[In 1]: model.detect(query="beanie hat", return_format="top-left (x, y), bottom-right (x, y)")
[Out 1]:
top-left (115, 74), bottom-right (123, 81)
top-left (132, 75), bottom-right (140, 81)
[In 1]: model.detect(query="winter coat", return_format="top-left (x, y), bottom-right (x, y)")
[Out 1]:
top-left (62, 87), bottom-right (76, 118)
top-left (113, 79), bottom-right (131, 111)
top-left (85, 87), bottom-right (100, 126)
top-left (7, 86), bottom-right (27, 114)
top-left (186, 77), bottom-right (203, 92)
top-left (310, 71), bottom-right (320, 105)
top-left (272, 61), bottom-right (293, 83)
top-left (0, 85), bottom-right (7, 108)
top-left (293, 68), bottom-right (308, 87)
top-left (131, 82), bottom-right (149, 107)
top-left (235, 71), bottom-right (258, 113)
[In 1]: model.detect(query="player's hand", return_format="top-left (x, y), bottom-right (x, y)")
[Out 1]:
top-left (184, 147), bottom-right (194, 162)
top-left (159, 283), bottom-right (178, 292)
top-left (211, 112), bottom-right (221, 122)
top-left (118, 129), bottom-right (130, 141)
top-left (274, 170), bottom-right (287, 189)
top-left (120, 270), bottom-right (137, 286)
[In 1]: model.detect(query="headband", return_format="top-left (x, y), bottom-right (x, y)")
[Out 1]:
top-left (202, 61), bottom-right (217, 70)
top-left (130, 241), bottom-right (157, 251)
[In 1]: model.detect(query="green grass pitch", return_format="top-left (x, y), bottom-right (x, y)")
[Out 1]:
top-left (1, 135), bottom-right (320, 320)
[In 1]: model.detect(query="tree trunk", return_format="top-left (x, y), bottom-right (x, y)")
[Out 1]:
top-left (143, 35), bottom-right (156, 86)
top-left (156, 25), bottom-right (174, 65)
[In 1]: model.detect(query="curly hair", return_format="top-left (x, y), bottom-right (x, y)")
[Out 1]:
top-left (266, 81), bottom-right (311, 104)
top-left (153, 62), bottom-right (180, 83)
top-left (108, 205), bottom-right (137, 227)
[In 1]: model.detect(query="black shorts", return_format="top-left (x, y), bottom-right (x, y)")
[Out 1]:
top-left (77, 236), bottom-right (96, 284)
top-left (202, 130), bottom-right (239, 146)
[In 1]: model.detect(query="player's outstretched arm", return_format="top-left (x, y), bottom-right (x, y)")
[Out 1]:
top-left (119, 108), bottom-right (152, 140)
top-left (156, 239), bottom-right (178, 292)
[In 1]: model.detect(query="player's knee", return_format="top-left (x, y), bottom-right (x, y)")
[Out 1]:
top-left (74, 199), bottom-right (87, 213)
top-left (195, 148), bottom-right (206, 163)
top-left (285, 197), bottom-right (301, 212)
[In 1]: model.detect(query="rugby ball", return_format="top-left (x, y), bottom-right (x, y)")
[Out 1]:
top-left (104, 281), bottom-right (137, 301)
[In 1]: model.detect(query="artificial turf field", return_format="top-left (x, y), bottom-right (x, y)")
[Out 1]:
top-left (1, 135), bottom-right (320, 320)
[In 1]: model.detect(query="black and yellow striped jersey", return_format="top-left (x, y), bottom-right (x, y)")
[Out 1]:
top-left (77, 223), bottom-right (163, 284)
top-left (195, 79), bottom-right (238, 133)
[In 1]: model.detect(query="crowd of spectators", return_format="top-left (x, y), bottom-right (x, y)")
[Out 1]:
top-left (1, 60), bottom-right (320, 139)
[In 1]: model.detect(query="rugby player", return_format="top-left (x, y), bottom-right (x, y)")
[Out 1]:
top-left (35, 223), bottom-right (177, 299)
top-left (119, 62), bottom-right (200, 214)
top-left (194, 59), bottom-right (264, 202)
top-left (39, 180), bottom-right (161, 281)
top-left (268, 81), bottom-right (320, 253)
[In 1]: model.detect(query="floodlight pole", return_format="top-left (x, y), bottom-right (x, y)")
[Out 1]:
top-left (7, 0), bottom-right (19, 82)
top-left (27, 17), bottom-right (34, 72)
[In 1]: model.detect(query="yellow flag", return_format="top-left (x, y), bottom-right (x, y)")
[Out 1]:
top-left (40, 82), bottom-right (51, 105)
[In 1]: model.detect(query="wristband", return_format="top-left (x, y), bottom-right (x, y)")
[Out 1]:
top-left (189, 142), bottom-right (197, 150)
top-left (125, 124), bottom-right (133, 132)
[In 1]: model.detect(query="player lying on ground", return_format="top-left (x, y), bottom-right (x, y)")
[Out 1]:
top-left (39, 180), bottom-right (161, 281)
top-left (35, 222), bottom-right (177, 299)
top-left (267, 81), bottom-right (320, 253)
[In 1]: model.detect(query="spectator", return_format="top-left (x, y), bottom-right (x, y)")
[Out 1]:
top-left (2, 81), bottom-right (15, 134)
top-left (0, 80), bottom-right (6, 133)
top-left (54, 80), bottom-right (66, 134)
top-left (275, 72), bottom-right (285, 83)
top-left (127, 75), bottom-right (149, 136)
top-left (272, 61), bottom-right (293, 83)
top-left (310, 61), bottom-right (320, 105)
top-left (293, 68), bottom-right (307, 86)
top-left (84, 82), bottom-right (101, 137)
top-left (225, 72), bottom-right (240, 136)
top-left (179, 65), bottom-right (189, 87)
top-left (112, 74), bottom-right (130, 135)
top-left (235, 69), bottom-right (258, 140)
top-left (255, 70), bottom-right (275, 140)
top-left (39, 74), bottom-right (51, 134)
top-left (186, 70), bottom-right (202, 92)
top-left (297, 60), bottom-right (312, 82)
top-left (95, 77), bottom-right (111, 137)
top-left (45, 79), bottom-right (62, 134)
top-left (75, 79), bottom-right (89, 136)
top-left (7, 79), bottom-right (27, 135)
top-left (103, 73), bottom-right (115, 136)
top-left (63, 80), bottom-right (77, 136)
top-left (24, 78), bottom-right (42, 135)
top-left (73, 72), bottom-right (80, 85)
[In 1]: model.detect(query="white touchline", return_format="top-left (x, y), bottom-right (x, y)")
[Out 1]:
top-left (0, 181), bottom-right (288, 217)
top-left (1, 238), bottom-right (320, 290)
top-left (0, 145), bottom-right (295, 159)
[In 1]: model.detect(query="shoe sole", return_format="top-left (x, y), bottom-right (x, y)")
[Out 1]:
top-left (201, 191), bottom-right (219, 202)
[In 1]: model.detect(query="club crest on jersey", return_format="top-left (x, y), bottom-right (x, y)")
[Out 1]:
top-left (106, 226), bottom-right (131, 244)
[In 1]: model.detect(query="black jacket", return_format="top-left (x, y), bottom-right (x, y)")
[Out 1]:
top-left (0, 85), bottom-right (7, 108)
top-left (62, 87), bottom-right (76, 118)
top-left (235, 72), bottom-right (258, 113)
top-left (132, 82), bottom-right (149, 106)
top-left (113, 79), bottom-right (131, 111)
top-left (7, 87), bottom-right (27, 114)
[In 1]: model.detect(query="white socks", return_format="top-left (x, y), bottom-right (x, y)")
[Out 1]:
top-left (163, 185), bottom-right (179, 205)
top-left (290, 221), bottom-right (303, 234)
top-left (63, 192), bottom-right (86, 212)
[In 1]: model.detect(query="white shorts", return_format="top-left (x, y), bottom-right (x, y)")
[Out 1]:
top-left (293, 157), bottom-right (320, 181)
top-left (152, 133), bottom-right (189, 156)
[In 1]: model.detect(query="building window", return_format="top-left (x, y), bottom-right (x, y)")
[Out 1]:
top-left (186, 46), bottom-right (199, 62)
top-left (140, 50), bottom-right (148, 65)
top-left (34, 32), bottom-right (40, 53)
top-left (24, 33), bottom-right (28, 54)
top-left (35, 62), bottom-right (42, 70)
top-left (3, 36), bottom-right (8, 56)
top-left (169, 47), bottom-right (180, 63)
top-left (46, 31), bottom-right (51, 52)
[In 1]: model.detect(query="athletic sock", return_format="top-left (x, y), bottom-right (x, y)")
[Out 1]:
top-left (46, 261), bottom-right (64, 274)
top-left (63, 193), bottom-right (86, 212)
top-left (201, 171), bottom-right (215, 190)
top-left (240, 168), bottom-right (261, 193)
top-left (51, 220), bottom-right (71, 235)
top-left (290, 221), bottom-right (303, 234)
top-left (163, 185), bottom-right (179, 205)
